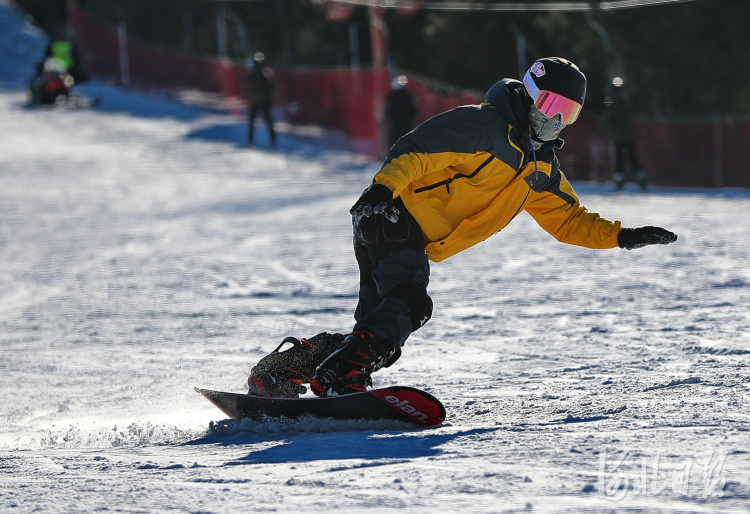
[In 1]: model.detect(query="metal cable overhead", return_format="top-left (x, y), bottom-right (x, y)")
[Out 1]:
top-left (325, 0), bottom-right (696, 11)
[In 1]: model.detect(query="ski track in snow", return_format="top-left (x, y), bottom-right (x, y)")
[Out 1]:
top-left (1, 4), bottom-right (750, 512)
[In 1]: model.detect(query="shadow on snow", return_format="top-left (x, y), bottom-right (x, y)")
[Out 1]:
top-left (187, 426), bottom-right (500, 464)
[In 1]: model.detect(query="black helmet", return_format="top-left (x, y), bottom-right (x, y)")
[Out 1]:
top-left (523, 57), bottom-right (586, 106)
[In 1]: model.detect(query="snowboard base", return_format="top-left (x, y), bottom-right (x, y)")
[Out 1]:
top-left (196, 386), bottom-right (446, 427)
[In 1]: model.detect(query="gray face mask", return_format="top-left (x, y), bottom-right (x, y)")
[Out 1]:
top-left (528, 104), bottom-right (567, 147)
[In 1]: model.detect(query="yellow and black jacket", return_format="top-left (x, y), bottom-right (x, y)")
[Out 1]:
top-left (373, 79), bottom-right (621, 262)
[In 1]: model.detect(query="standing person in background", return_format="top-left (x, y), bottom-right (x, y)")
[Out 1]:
top-left (245, 52), bottom-right (276, 147)
top-left (604, 79), bottom-right (647, 192)
top-left (385, 75), bottom-right (418, 147)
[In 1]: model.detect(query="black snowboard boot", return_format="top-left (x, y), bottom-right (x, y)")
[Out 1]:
top-left (310, 330), bottom-right (400, 397)
top-left (248, 332), bottom-right (345, 397)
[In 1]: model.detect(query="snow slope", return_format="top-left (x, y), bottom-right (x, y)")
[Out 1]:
top-left (1, 2), bottom-right (749, 512)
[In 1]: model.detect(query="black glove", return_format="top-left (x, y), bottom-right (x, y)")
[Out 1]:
top-left (617, 226), bottom-right (678, 250)
top-left (349, 183), bottom-right (399, 223)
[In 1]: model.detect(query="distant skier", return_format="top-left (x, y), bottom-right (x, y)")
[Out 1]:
top-left (248, 58), bottom-right (677, 398)
top-left (245, 52), bottom-right (276, 147)
top-left (604, 78), bottom-right (647, 191)
top-left (386, 75), bottom-right (418, 147)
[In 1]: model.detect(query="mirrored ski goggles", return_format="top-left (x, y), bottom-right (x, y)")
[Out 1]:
top-left (523, 72), bottom-right (582, 124)
top-left (533, 91), bottom-right (582, 124)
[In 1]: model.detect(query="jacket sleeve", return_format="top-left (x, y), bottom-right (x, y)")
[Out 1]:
top-left (524, 171), bottom-right (621, 249)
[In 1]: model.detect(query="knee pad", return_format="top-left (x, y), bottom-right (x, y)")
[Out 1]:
top-left (385, 282), bottom-right (433, 332)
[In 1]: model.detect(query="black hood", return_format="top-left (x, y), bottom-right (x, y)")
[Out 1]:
top-left (485, 79), bottom-right (563, 153)
top-left (485, 79), bottom-right (526, 128)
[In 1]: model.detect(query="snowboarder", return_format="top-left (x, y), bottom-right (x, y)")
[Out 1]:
top-left (247, 57), bottom-right (677, 398)
top-left (28, 27), bottom-right (95, 108)
top-left (245, 52), bottom-right (276, 147)
top-left (28, 57), bottom-right (74, 106)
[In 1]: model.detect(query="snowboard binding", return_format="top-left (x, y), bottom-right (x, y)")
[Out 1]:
top-left (310, 330), bottom-right (400, 397)
top-left (247, 332), bottom-right (345, 398)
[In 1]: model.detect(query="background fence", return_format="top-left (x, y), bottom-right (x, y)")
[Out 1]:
top-left (70, 4), bottom-right (749, 188)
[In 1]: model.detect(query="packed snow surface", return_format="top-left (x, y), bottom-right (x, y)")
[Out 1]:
top-left (1, 3), bottom-right (749, 512)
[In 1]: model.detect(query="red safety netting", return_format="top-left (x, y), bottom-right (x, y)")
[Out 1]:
top-left (557, 118), bottom-right (750, 188)
top-left (273, 69), bottom-right (386, 139)
top-left (407, 81), bottom-right (483, 125)
top-left (72, 7), bottom-right (242, 98)
top-left (70, 4), bottom-right (750, 188)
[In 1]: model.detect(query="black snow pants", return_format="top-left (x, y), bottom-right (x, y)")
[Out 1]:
top-left (352, 197), bottom-right (432, 347)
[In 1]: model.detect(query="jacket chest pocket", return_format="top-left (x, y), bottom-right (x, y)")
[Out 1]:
top-left (414, 155), bottom-right (495, 194)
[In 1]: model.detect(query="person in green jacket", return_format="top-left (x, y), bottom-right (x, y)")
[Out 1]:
top-left (44, 26), bottom-right (85, 83)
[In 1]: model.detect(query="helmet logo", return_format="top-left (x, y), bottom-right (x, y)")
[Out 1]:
top-left (530, 62), bottom-right (546, 77)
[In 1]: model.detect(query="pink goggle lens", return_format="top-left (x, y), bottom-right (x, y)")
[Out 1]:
top-left (534, 90), bottom-right (582, 124)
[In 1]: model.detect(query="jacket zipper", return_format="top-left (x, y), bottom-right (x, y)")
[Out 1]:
top-left (414, 155), bottom-right (495, 194)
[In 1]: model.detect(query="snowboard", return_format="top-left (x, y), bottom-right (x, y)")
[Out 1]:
top-left (195, 386), bottom-right (446, 427)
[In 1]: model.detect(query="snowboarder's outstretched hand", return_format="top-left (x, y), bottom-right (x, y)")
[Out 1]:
top-left (350, 183), bottom-right (399, 223)
top-left (618, 226), bottom-right (678, 250)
